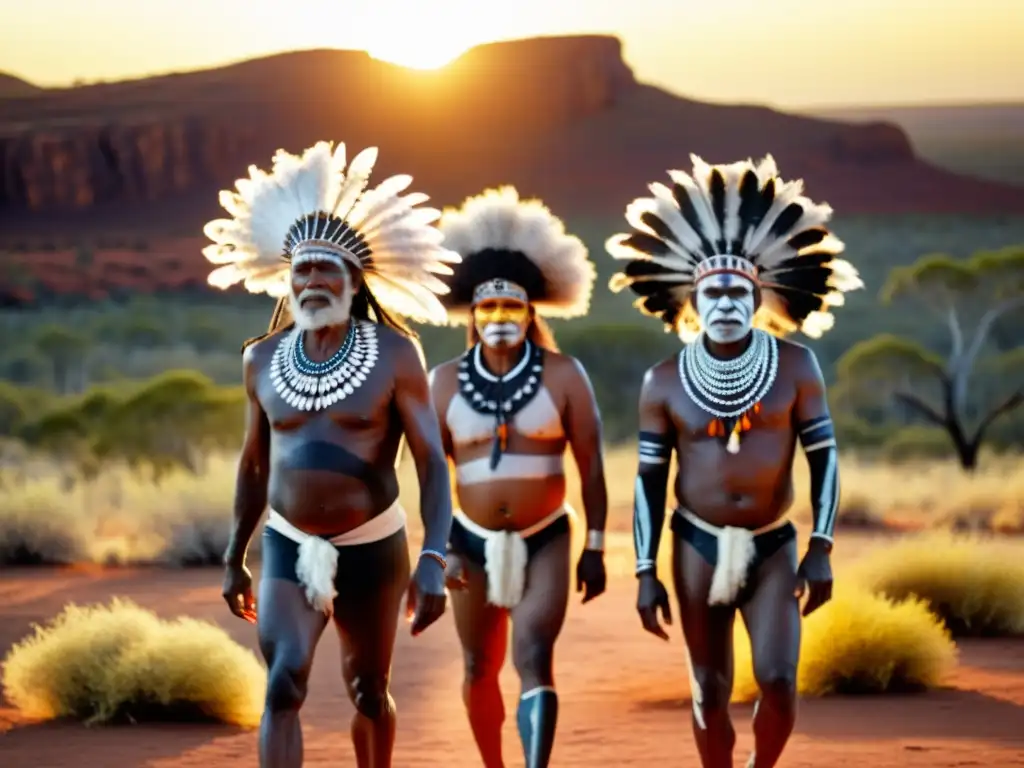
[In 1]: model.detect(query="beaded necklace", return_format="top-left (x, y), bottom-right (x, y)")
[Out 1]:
top-left (456, 341), bottom-right (545, 468)
top-left (678, 329), bottom-right (779, 454)
top-left (270, 320), bottom-right (379, 411)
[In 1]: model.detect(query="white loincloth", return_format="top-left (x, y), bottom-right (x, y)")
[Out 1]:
top-left (265, 501), bottom-right (406, 615)
top-left (678, 509), bottom-right (790, 606)
top-left (454, 505), bottom-right (575, 609)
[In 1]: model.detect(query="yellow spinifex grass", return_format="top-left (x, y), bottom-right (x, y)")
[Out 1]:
top-left (850, 532), bottom-right (1024, 636)
top-left (730, 586), bottom-right (957, 703)
top-left (2, 597), bottom-right (265, 727)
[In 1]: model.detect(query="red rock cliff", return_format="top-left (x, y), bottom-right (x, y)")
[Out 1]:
top-left (1, 34), bottom-right (1022, 231)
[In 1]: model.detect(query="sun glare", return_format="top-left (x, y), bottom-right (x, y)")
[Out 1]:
top-left (367, 36), bottom-right (472, 71)
top-left (361, 7), bottom-right (485, 71)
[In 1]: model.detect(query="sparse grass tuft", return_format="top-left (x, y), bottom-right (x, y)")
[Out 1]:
top-left (731, 586), bottom-right (957, 702)
top-left (1, 597), bottom-right (265, 726)
top-left (851, 533), bottom-right (1024, 637)
top-left (0, 483), bottom-right (92, 565)
top-left (0, 448), bottom-right (1020, 567)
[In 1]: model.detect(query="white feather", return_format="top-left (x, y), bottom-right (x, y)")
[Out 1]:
top-left (438, 186), bottom-right (596, 324)
top-left (201, 140), bottom-right (460, 325)
top-left (607, 153), bottom-right (863, 341)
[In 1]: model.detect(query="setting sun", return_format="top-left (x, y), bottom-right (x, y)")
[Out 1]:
top-left (366, 38), bottom-right (470, 70)
top-left (361, 6), bottom-right (486, 70)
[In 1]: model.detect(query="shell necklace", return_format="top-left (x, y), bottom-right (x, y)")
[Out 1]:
top-left (270, 320), bottom-right (378, 411)
top-left (456, 341), bottom-right (545, 469)
top-left (678, 329), bottom-right (779, 454)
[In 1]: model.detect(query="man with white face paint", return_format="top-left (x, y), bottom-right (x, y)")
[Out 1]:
top-left (201, 140), bottom-right (462, 768)
top-left (428, 187), bottom-right (608, 768)
top-left (607, 155), bottom-right (864, 768)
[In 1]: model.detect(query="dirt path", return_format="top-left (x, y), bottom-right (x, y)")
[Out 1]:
top-left (1, 565), bottom-right (1022, 767)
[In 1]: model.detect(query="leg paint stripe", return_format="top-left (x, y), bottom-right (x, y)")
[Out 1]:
top-left (520, 685), bottom-right (556, 701)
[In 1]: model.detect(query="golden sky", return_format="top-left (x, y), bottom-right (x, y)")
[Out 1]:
top-left (2, 0), bottom-right (1021, 108)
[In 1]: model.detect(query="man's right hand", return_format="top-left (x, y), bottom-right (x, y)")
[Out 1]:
top-left (637, 572), bottom-right (672, 641)
top-left (222, 563), bottom-right (257, 624)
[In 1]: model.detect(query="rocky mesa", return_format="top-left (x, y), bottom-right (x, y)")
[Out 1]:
top-left (2, 34), bottom-right (1024, 237)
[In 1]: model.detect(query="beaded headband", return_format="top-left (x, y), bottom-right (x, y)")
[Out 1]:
top-left (472, 278), bottom-right (529, 305)
top-left (693, 254), bottom-right (759, 284)
top-left (437, 186), bottom-right (595, 325)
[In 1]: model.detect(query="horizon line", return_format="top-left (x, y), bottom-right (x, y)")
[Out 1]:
top-left (2, 41), bottom-right (1022, 114)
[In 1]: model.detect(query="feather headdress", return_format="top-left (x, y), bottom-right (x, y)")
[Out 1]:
top-left (437, 186), bottom-right (596, 324)
top-left (202, 141), bottom-right (461, 326)
top-left (606, 154), bottom-right (863, 342)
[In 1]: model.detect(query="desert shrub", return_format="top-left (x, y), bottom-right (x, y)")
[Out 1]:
top-left (0, 483), bottom-right (92, 565)
top-left (851, 533), bottom-right (1024, 637)
top-left (730, 586), bottom-right (956, 702)
top-left (1, 598), bottom-right (264, 726)
top-left (881, 426), bottom-right (956, 463)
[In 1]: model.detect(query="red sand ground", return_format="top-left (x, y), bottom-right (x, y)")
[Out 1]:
top-left (1, 564), bottom-right (1022, 767)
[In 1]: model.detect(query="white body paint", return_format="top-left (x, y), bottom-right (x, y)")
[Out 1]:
top-left (694, 272), bottom-right (756, 345)
top-left (478, 320), bottom-right (527, 348)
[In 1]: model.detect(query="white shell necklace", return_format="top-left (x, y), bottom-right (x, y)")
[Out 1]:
top-left (270, 320), bottom-right (378, 411)
top-left (678, 329), bottom-right (779, 453)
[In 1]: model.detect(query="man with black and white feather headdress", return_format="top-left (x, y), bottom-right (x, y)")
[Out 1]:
top-left (428, 186), bottom-right (608, 768)
top-left (202, 141), bottom-right (461, 768)
top-left (607, 155), bottom-right (863, 768)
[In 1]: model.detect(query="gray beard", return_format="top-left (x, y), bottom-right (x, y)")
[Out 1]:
top-left (289, 282), bottom-right (353, 331)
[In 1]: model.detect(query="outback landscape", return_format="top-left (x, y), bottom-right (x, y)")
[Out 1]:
top-left (1, 32), bottom-right (1022, 768)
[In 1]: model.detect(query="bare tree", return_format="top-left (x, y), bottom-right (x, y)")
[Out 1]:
top-left (836, 246), bottom-right (1023, 471)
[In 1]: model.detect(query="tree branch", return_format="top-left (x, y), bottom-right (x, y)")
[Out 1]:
top-left (946, 306), bottom-right (964, 365)
top-left (971, 389), bottom-right (1024, 447)
top-left (953, 295), bottom-right (1024, 423)
top-left (961, 296), bottom-right (1024, 378)
top-left (893, 390), bottom-right (947, 428)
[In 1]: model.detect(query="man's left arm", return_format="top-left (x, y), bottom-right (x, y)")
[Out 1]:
top-left (792, 345), bottom-right (838, 615)
top-left (394, 338), bottom-right (453, 557)
top-left (563, 357), bottom-right (609, 603)
top-left (394, 336), bottom-right (453, 633)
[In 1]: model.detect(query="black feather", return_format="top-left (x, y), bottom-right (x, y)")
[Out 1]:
top-left (772, 250), bottom-right (833, 271)
top-left (709, 169), bottom-right (727, 253)
top-left (621, 232), bottom-right (672, 258)
top-left (767, 265), bottom-right (833, 296)
top-left (756, 179), bottom-right (776, 225)
top-left (625, 260), bottom-right (677, 278)
top-left (441, 248), bottom-right (547, 308)
top-left (770, 285), bottom-right (827, 324)
top-left (624, 260), bottom-right (686, 297)
top-left (768, 203), bottom-right (804, 238)
top-left (787, 228), bottom-right (828, 250)
top-left (640, 212), bottom-right (680, 245)
top-left (671, 183), bottom-right (716, 257)
top-left (733, 170), bottom-right (761, 253)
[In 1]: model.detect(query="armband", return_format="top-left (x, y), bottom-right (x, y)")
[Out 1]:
top-left (634, 431), bottom-right (673, 576)
top-left (798, 416), bottom-right (836, 453)
top-left (638, 430), bottom-right (673, 466)
top-left (798, 417), bottom-right (839, 542)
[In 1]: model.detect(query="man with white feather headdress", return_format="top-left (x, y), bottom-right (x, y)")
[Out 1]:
top-left (202, 140), bottom-right (461, 768)
top-left (427, 186), bottom-right (608, 768)
top-left (606, 155), bottom-right (863, 768)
